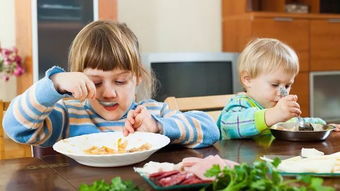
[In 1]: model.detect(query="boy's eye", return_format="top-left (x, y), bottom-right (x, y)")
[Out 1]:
top-left (115, 80), bottom-right (127, 85)
top-left (285, 84), bottom-right (292, 89)
top-left (271, 84), bottom-right (279, 87)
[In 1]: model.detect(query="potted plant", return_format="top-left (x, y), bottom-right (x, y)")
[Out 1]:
top-left (0, 46), bottom-right (24, 81)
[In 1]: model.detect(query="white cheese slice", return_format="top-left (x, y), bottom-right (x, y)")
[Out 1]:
top-left (278, 157), bottom-right (336, 173)
top-left (301, 148), bottom-right (324, 158)
top-left (134, 161), bottom-right (176, 176)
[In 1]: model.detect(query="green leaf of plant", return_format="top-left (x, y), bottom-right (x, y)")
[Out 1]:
top-left (204, 164), bottom-right (221, 177)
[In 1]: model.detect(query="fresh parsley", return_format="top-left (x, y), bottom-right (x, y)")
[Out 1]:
top-left (201, 158), bottom-right (334, 191)
top-left (78, 177), bottom-right (143, 191)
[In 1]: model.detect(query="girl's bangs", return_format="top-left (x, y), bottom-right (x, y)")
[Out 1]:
top-left (83, 39), bottom-right (131, 72)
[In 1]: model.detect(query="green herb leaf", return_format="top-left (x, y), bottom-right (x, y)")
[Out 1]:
top-left (202, 160), bottom-right (335, 191)
top-left (78, 177), bottom-right (142, 191)
top-left (204, 164), bottom-right (221, 177)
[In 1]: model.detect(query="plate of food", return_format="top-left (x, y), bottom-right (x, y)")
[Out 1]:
top-left (53, 132), bottom-right (170, 167)
top-left (270, 122), bottom-right (335, 141)
top-left (261, 148), bottom-right (340, 176)
top-left (139, 173), bottom-right (210, 191)
top-left (134, 155), bottom-right (238, 190)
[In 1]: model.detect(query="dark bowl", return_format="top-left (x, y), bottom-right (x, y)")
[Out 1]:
top-left (270, 122), bottom-right (335, 142)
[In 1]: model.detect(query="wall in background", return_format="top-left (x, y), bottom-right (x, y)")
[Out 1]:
top-left (118, 0), bottom-right (221, 53)
top-left (0, 0), bottom-right (17, 101)
top-left (0, 0), bottom-right (222, 101)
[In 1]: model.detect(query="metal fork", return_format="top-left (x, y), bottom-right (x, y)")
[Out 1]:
top-left (279, 87), bottom-right (312, 131)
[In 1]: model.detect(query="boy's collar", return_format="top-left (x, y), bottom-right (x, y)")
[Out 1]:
top-left (239, 94), bottom-right (265, 109)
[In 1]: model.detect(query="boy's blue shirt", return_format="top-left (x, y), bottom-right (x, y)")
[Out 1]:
top-left (217, 93), bottom-right (326, 139)
top-left (3, 66), bottom-right (220, 148)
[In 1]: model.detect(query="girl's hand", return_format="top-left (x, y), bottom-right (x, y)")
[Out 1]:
top-left (123, 105), bottom-right (159, 136)
top-left (265, 95), bottom-right (301, 126)
top-left (51, 72), bottom-right (96, 100)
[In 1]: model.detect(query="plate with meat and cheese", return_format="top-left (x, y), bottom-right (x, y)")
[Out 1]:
top-left (134, 155), bottom-right (238, 190)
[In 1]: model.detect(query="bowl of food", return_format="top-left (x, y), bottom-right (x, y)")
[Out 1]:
top-left (53, 132), bottom-right (170, 167)
top-left (270, 122), bottom-right (335, 141)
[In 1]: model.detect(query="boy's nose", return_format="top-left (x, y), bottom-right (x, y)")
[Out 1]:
top-left (102, 85), bottom-right (117, 98)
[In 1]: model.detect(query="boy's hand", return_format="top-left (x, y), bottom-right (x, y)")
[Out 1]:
top-left (123, 105), bottom-right (159, 136)
top-left (265, 95), bottom-right (301, 126)
top-left (329, 124), bottom-right (340, 132)
top-left (51, 72), bottom-right (96, 100)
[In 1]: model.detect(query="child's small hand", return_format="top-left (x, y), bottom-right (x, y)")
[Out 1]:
top-left (51, 72), bottom-right (96, 100)
top-left (329, 124), bottom-right (340, 132)
top-left (123, 105), bottom-right (159, 136)
top-left (265, 95), bottom-right (301, 126)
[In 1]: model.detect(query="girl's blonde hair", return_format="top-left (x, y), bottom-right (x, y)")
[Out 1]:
top-left (68, 20), bottom-right (155, 100)
top-left (238, 38), bottom-right (299, 86)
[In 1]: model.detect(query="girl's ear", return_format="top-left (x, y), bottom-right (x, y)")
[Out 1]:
top-left (136, 76), bottom-right (142, 85)
top-left (240, 71), bottom-right (252, 88)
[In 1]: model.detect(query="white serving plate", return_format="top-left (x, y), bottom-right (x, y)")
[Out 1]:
top-left (53, 132), bottom-right (170, 167)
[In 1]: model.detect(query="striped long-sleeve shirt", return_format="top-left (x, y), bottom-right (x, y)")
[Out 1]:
top-left (217, 94), bottom-right (326, 139)
top-left (3, 67), bottom-right (220, 148)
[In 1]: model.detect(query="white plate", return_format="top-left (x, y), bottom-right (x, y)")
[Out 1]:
top-left (53, 132), bottom-right (170, 167)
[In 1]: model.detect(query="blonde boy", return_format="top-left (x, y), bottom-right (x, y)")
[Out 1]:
top-left (217, 38), bottom-right (326, 139)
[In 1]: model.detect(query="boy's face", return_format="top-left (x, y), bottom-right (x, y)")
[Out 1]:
top-left (84, 68), bottom-right (138, 121)
top-left (243, 68), bottom-right (296, 108)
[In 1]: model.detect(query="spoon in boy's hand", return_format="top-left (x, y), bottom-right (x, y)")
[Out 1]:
top-left (279, 87), bottom-right (313, 131)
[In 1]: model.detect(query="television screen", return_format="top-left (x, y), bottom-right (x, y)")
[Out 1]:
top-left (141, 52), bottom-right (241, 101)
top-left (311, 71), bottom-right (340, 123)
top-left (152, 61), bottom-right (233, 101)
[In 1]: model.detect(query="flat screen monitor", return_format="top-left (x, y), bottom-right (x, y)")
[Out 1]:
top-left (310, 71), bottom-right (340, 123)
top-left (142, 52), bottom-right (241, 101)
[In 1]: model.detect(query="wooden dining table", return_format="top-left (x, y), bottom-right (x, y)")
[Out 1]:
top-left (1, 132), bottom-right (340, 191)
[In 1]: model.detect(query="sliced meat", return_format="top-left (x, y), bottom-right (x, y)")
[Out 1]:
top-left (143, 155), bottom-right (238, 187)
top-left (157, 172), bottom-right (187, 187)
top-left (181, 157), bottom-right (204, 167)
top-left (185, 155), bottom-right (238, 181)
top-left (181, 173), bottom-right (212, 185)
top-left (149, 170), bottom-right (179, 180)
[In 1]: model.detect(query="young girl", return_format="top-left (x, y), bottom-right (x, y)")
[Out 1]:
top-left (3, 20), bottom-right (220, 148)
top-left (217, 38), bottom-right (338, 139)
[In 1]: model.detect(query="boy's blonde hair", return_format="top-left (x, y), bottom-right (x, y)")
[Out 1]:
top-left (68, 20), bottom-right (155, 100)
top-left (238, 38), bottom-right (299, 86)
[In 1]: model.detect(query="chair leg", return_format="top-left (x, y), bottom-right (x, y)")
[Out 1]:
top-left (0, 129), bottom-right (4, 159)
top-left (32, 146), bottom-right (57, 159)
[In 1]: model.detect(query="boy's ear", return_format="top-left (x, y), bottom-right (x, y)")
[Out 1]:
top-left (240, 71), bottom-right (251, 88)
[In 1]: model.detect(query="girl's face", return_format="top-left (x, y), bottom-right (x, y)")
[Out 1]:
top-left (84, 68), bottom-right (138, 121)
top-left (243, 68), bottom-right (296, 108)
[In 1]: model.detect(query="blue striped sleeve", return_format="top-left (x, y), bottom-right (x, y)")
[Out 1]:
top-left (140, 100), bottom-right (220, 148)
top-left (3, 66), bottom-right (69, 146)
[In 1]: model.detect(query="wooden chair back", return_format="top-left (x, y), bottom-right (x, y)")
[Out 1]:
top-left (0, 100), bottom-right (10, 159)
top-left (164, 94), bottom-right (234, 121)
top-left (0, 100), bottom-right (56, 159)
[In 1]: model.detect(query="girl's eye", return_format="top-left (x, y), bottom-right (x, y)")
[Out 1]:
top-left (272, 84), bottom-right (279, 87)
